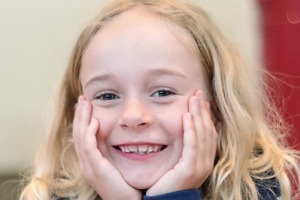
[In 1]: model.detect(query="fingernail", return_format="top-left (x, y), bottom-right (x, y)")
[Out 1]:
top-left (205, 102), bottom-right (211, 110)
top-left (196, 91), bottom-right (204, 100)
top-left (78, 95), bottom-right (83, 103)
top-left (91, 118), bottom-right (97, 123)
top-left (185, 112), bottom-right (192, 120)
top-left (189, 97), bottom-right (199, 112)
top-left (82, 101), bottom-right (88, 107)
top-left (193, 97), bottom-right (200, 104)
top-left (206, 102), bottom-right (212, 115)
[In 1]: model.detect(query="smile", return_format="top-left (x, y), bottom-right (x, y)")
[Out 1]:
top-left (115, 144), bottom-right (167, 154)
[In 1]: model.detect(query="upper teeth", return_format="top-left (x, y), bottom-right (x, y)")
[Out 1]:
top-left (119, 145), bottom-right (163, 154)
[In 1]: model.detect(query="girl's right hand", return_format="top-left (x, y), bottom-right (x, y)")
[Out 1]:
top-left (146, 91), bottom-right (218, 196)
top-left (72, 96), bottom-right (142, 200)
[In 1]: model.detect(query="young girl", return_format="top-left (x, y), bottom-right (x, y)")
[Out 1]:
top-left (20, 0), bottom-right (300, 199)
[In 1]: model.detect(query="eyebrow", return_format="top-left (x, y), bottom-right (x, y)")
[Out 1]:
top-left (83, 74), bottom-right (113, 90)
top-left (147, 69), bottom-right (188, 79)
top-left (83, 68), bottom-right (187, 90)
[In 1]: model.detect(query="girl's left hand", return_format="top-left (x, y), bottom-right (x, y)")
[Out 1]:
top-left (73, 96), bottom-right (142, 200)
top-left (146, 91), bottom-right (218, 196)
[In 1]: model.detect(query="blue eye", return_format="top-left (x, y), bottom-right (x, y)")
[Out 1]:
top-left (152, 89), bottom-right (176, 97)
top-left (96, 92), bottom-right (120, 100)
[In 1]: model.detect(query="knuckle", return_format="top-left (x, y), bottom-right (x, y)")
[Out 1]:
top-left (189, 140), bottom-right (197, 150)
top-left (180, 168), bottom-right (195, 180)
top-left (212, 132), bottom-right (218, 142)
top-left (204, 159), bottom-right (214, 172)
top-left (82, 142), bottom-right (93, 156)
top-left (83, 146), bottom-right (92, 155)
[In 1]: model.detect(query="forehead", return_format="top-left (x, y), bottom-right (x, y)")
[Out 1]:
top-left (85, 6), bottom-right (200, 61)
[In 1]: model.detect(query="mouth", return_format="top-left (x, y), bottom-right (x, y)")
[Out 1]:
top-left (114, 144), bottom-right (167, 154)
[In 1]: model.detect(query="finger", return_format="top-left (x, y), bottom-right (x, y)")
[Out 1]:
top-left (194, 92), bottom-right (212, 141)
top-left (73, 97), bottom-right (86, 173)
top-left (79, 100), bottom-right (92, 131)
top-left (74, 99), bottom-right (95, 176)
top-left (85, 118), bottom-right (100, 151)
top-left (73, 97), bottom-right (85, 157)
top-left (189, 96), bottom-right (207, 166)
top-left (200, 102), bottom-right (218, 161)
top-left (181, 112), bottom-right (197, 167)
top-left (193, 92), bottom-right (217, 173)
top-left (210, 126), bottom-right (218, 161)
top-left (79, 118), bottom-right (100, 177)
top-left (74, 95), bottom-right (84, 110)
top-left (208, 113), bottom-right (218, 161)
top-left (77, 100), bottom-right (93, 144)
top-left (189, 96), bottom-right (205, 144)
top-left (73, 96), bottom-right (84, 140)
top-left (194, 93), bottom-right (218, 170)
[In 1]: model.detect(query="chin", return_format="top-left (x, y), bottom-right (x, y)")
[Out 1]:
top-left (124, 174), bottom-right (158, 190)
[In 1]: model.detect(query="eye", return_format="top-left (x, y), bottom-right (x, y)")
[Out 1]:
top-left (95, 92), bottom-right (120, 101)
top-left (152, 88), bottom-right (176, 97)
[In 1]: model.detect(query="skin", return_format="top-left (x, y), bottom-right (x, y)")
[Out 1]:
top-left (73, 7), bottom-right (218, 200)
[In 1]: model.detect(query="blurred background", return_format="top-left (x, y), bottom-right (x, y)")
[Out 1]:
top-left (0, 0), bottom-right (299, 198)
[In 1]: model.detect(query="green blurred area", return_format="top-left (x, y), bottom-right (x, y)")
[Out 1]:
top-left (0, 175), bottom-right (21, 200)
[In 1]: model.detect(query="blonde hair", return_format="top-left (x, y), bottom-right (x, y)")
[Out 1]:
top-left (20, 0), bottom-right (300, 199)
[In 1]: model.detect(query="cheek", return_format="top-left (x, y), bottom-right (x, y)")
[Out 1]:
top-left (91, 105), bottom-right (117, 140)
top-left (91, 106), bottom-right (120, 158)
top-left (155, 97), bottom-right (189, 141)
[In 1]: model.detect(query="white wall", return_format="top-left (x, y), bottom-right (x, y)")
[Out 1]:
top-left (0, 0), bottom-right (261, 175)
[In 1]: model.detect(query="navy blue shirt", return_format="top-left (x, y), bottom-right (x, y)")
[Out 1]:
top-left (143, 176), bottom-right (280, 200)
top-left (55, 176), bottom-right (280, 199)
top-left (143, 187), bottom-right (280, 200)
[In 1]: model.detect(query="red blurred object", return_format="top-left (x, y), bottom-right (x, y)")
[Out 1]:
top-left (258, 0), bottom-right (300, 150)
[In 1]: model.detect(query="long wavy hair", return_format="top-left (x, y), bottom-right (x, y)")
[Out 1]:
top-left (20, 0), bottom-right (300, 199)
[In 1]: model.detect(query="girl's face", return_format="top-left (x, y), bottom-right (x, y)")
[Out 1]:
top-left (80, 7), bottom-right (206, 189)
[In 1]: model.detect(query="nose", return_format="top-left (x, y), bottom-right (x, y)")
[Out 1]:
top-left (118, 97), bottom-right (153, 131)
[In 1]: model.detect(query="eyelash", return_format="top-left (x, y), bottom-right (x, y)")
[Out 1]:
top-left (94, 88), bottom-right (176, 101)
top-left (151, 88), bottom-right (177, 97)
top-left (95, 91), bottom-right (120, 101)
